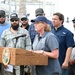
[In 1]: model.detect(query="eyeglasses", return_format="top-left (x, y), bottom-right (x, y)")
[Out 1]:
top-left (21, 18), bottom-right (27, 21)
top-left (0, 15), bottom-right (5, 18)
top-left (10, 19), bottom-right (19, 22)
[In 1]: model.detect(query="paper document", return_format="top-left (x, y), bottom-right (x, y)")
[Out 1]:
top-left (4, 65), bottom-right (13, 72)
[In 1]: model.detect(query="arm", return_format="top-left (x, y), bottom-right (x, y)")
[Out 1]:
top-left (62, 47), bottom-right (72, 68)
top-left (33, 33), bottom-right (59, 59)
top-left (33, 49), bottom-right (59, 59)
top-left (62, 31), bottom-right (74, 68)
top-left (69, 47), bottom-right (75, 65)
top-left (43, 49), bottom-right (59, 59)
top-left (25, 31), bottom-right (32, 50)
top-left (0, 32), bottom-right (6, 47)
top-left (69, 59), bottom-right (75, 65)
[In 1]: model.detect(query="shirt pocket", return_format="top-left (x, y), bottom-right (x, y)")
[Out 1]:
top-left (57, 34), bottom-right (65, 43)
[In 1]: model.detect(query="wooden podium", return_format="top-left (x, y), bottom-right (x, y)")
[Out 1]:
top-left (0, 47), bottom-right (48, 66)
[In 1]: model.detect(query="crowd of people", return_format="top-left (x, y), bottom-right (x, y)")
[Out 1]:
top-left (0, 7), bottom-right (75, 75)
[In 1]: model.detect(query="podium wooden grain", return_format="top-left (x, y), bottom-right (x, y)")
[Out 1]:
top-left (0, 47), bottom-right (48, 66)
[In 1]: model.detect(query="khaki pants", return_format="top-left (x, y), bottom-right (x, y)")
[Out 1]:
top-left (4, 71), bottom-right (13, 75)
top-left (3, 66), bottom-right (20, 75)
top-left (13, 66), bottom-right (20, 75)
top-left (30, 66), bottom-right (36, 75)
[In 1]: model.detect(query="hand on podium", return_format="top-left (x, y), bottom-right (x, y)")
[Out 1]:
top-left (3, 64), bottom-right (8, 69)
top-left (33, 50), bottom-right (44, 54)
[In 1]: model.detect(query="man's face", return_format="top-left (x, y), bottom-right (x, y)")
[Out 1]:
top-left (52, 15), bottom-right (62, 27)
top-left (0, 15), bottom-right (6, 24)
top-left (21, 18), bottom-right (28, 26)
top-left (10, 18), bottom-right (19, 30)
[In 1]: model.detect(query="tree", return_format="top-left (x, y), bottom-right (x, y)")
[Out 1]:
top-left (18, 0), bottom-right (26, 17)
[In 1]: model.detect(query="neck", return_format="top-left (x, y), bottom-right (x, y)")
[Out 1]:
top-left (38, 29), bottom-right (44, 36)
top-left (55, 24), bottom-right (62, 30)
top-left (22, 25), bottom-right (27, 29)
top-left (11, 27), bottom-right (17, 34)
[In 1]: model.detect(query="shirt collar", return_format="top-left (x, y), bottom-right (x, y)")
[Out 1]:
top-left (37, 31), bottom-right (48, 38)
top-left (54, 25), bottom-right (63, 31)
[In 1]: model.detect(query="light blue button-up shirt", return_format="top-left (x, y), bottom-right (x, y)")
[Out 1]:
top-left (0, 27), bottom-right (32, 50)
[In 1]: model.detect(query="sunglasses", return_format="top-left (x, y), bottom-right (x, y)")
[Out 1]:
top-left (21, 18), bottom-right (27, 21)
top-left (0, 15), bottom-right (5, 18)
top-left (10, 19), bottom-right (19, 22)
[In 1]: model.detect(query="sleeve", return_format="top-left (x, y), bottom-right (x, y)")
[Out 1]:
top-left (66, 31), bottom-right (74, 48)
top-left (0, 31), bottom-right (6, 47)
top-left (46, 34), bottom-right (59, 51)
top-left (25, 30), bottom-right (32, 50)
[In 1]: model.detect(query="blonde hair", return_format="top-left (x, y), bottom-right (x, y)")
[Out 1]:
top-left (44, 24), bottom-right (51, 31)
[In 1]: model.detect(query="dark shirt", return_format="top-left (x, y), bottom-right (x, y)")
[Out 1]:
top-left (52, 25), bottom-right (74, 66)
top-left (28, 23), bottom-right (37, 44)
top-left (20, 24), bottom-right (30, 30)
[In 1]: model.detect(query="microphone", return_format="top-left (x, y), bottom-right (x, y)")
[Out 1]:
top-left (12, 34), bottom-right (26, 39)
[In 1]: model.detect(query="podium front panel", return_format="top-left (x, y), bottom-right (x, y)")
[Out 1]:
top-left (0, 47), bottom-right (48, 65)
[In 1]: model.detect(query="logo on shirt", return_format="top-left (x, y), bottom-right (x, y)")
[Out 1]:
top-left (62, 32), bottom-right (66, 35)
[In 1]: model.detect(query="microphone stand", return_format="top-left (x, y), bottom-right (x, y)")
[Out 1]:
top-left (12, 35), bottom-right (31, 75)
